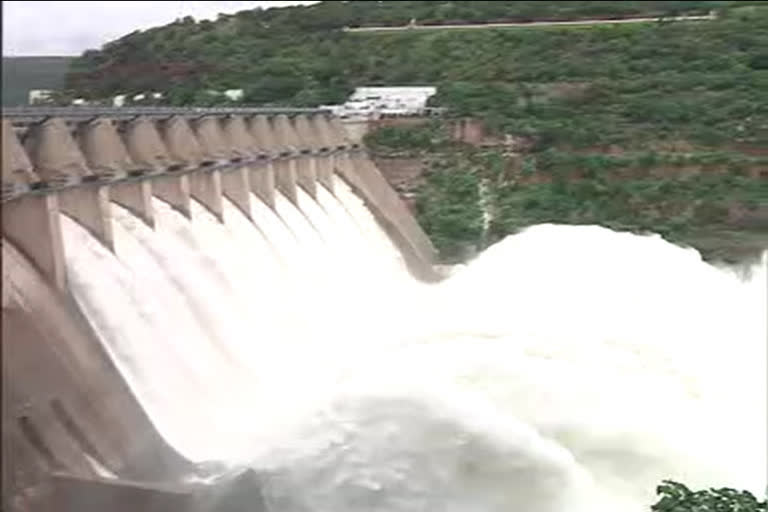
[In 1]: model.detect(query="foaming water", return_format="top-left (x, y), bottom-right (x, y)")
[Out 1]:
top-left (60, 173), bottom-right (766, 511)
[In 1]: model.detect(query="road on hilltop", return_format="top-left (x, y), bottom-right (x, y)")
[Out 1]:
top-left (343, 13), bottom-right (716, 33)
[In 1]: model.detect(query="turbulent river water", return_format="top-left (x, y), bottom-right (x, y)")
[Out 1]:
top-left (60, 174), bottom-right (766, 512)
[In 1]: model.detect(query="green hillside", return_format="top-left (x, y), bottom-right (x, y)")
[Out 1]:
top-left (62, 0), bottom-right (768, 263)
top-left (2, 56), bottom-right (73, 106)
top-left (65, 1), bottom-right (767, 150)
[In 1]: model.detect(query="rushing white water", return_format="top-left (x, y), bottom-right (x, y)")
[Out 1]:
top-left (60, 173), bottom-right (766, 511)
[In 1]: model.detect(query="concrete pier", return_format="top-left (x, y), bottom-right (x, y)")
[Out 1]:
top-left (25, 118), bottom-right (115, 251)
top-left (292, 114), bottom-right (319, 198)
top-left (77, 118), bottom-right (155, 227)
top-left (160, 117), bottom-right (223, 221)
top-left (24, 118), bottom-right (92, 184)
top-left (188, 169), bottom-right (224, 221)
top-left (247, 115), bottom-right (278, 208)
top-left (2, 194), bottom-right (67, 290)
top-left (194, 117), bottom-right (252, 221)
top-left (310, 114), bottom-right (338, 191)
top-left (75, 118), bottom-right (131, 180)
top-left (121, 117), bottom-right (191, 218)
top-left (221, 116), bottom-right (257, 160)
top-left (120, 117), bottom-right (175, 173)
top-left (152, 173), bottom-right (192, 218)
top-left (222, 115), bottom-right (271, 213)
top-left (326, 115), bottom-right (354, 179)
top-left (2, 120), bottom-right (40, 196)
top-left (1, 121), bottom-right (66, 290)
top-left (249, 161), bottom-right (276, 209)
top-left (270, 114), bottom-right (300, 205)
top-left (57, 186), bottom-right (115, 251)
top-left (112, 180), bottom-right (155, 228)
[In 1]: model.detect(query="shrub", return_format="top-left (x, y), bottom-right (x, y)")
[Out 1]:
top-left (652, 480), bottom-right (766, 512)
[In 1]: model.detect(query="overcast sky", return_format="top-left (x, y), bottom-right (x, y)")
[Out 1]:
top-left (2, 1), bottom-right (316, 56)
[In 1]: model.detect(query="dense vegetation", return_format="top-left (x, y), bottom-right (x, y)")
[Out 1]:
top-left (65, 1), bottom-right (767, 152)
top-left (368, 121), bottom-right (767, 262)
top-left (66, 1), bottom-right (767, 125)
top-left (63, 0), bottom-right (768, 262)
top-left (2, 56), bottom-right (73, 106)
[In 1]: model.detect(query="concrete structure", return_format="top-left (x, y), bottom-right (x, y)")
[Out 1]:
top-left (1, 106), bottom-right (438, 512)
top-left (28, 90), bottom-right (54, 105)
top-left (223, 89), bottom-right (244, 102)
top-left (348, 87), bottom-right (436, 114)
top-left (323, 86), bottom-right (437, 120)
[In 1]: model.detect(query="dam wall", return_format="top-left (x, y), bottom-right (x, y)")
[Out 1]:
top-left (1, 107), bottom-right (438, 511)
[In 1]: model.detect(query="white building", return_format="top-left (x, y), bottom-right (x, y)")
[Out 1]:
top-left (109, 91), bottom-right (164, 106)
top-left (223, 89), bottom-right (244, 101)
top-left (338, 86), bottom-right (437, 118)
top-left (28, 89), bottom-right (54, 105)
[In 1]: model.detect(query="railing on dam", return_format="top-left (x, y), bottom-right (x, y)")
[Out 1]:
top-left (1, 107), bottom-right (356, 204)
top-left (3, 106), bottom-right (331, 124)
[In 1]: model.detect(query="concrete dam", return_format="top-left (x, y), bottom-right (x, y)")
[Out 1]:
top-left (1, 106), bottom-right (438, 511)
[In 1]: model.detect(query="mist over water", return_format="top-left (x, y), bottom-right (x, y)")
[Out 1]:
top-left (61, 174), bottom-right (766, 511)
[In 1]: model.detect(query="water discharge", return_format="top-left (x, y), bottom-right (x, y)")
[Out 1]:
top-left (61, 174), bottom-right (766, 511)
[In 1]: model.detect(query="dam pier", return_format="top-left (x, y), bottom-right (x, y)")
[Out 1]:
top-left (1, 107), bottom-right (437, 511)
